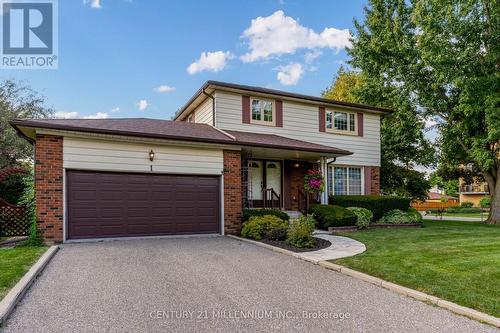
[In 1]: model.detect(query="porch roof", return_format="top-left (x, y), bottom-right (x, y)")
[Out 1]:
top-left (226, 130), bottom-right (352, 157)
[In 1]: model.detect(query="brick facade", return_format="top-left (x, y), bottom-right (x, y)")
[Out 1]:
top-left (35, 135), bottom-right (64, 244)
top-left (370, 167), bottom-right (380, 195)
top-left (223, 150), bottom-right (242, 235)
top-left (284, 161), bottom-right (315, 211)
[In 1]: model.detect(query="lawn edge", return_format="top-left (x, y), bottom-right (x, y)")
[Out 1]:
top-left (227, 235), bottom-right (500, 328)
top-left (0, 245), bottom-right (59, 325)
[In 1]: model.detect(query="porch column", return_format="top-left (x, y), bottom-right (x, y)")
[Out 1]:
top-left (320, 156), bottom-right (328, 205)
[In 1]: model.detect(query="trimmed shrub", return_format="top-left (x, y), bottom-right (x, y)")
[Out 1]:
top-left (480, 196), bottom-right (491, 208)
top-left (377, 209), bottom-right (419, 224)
top-left (460, 201), bottom-right (474, 208)
top-left (241, 215), bottom-right (288, 240)
top-left (407, 207), bottom-right (423, 222)
top-left (346, 207), bottom-right (373, 229)
top-left (329, 195), bottom-right (411, 221)
top-left (446, 207), bottom-right (482, 214)
top-left (242, 209), bottom-right (289, 222)
top-left (286, 215), bottom-right (315, 248)
top-left (310, 204), bottom-right (357, 228)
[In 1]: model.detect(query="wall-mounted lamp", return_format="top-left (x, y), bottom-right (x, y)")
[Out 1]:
top-left (149, 149), bottom-right (155, 162)
top-left (293, 163), bottom-right (300, 168)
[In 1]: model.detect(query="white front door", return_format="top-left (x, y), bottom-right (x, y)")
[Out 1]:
top-left (265, 161), bottom-right (282, 197)
top-left (249, 160), bottom-right (263, 200)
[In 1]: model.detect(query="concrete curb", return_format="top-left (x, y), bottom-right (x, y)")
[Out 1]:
top-left (226, 235), bottom-right (500, 328)
top-left (0, 245), bottom-right (59, 325)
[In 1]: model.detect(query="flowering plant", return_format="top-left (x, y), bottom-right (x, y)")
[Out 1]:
top-left (304, 168), bottom-right (325, 194)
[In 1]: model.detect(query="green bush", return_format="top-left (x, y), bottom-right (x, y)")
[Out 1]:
top-left (407, 207), bottom-right (423, 222)
top-left (286, 216), bottom-right (315, 248)
top-left (241, 215), bottom-right (289, 240)
top-left (446, 207), bottom-right (482, 214)
top-left (460, 201), bottom-right (474, 208)
top-left (346, 207), bottom-right (373, 229)
top-left (377, 209), bottom-right (419, 224)
top-left (0, 172), bottom-right (28, 205)
top-left (329, 195), bottom-right (411, 221)
top-left (242, 209), bottom-right (289, 222)
top-left (480, 196), bottom-right (491, 208)
top-left (310, 204), bottom-right (357, 228)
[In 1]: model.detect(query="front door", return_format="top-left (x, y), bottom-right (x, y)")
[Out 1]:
top-left (248, 160), bottom-right (282, 208)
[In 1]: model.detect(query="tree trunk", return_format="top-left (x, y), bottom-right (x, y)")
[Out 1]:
top-left (484, 167), bottom-right (500, 224)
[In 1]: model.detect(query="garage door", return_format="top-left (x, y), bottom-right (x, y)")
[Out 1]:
top-left (66, 171), bottom-right (220, 240)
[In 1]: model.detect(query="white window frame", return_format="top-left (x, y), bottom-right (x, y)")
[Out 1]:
top-left (328, 165), bottom-right (364, 195)
top-left (250, 98), bottom-right (276, 126)
top-left (325, 110), bottom-right (357, 135)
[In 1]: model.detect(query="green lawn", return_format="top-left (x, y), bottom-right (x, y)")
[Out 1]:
top-left (333, 221), bottom-right (500, 317)
top-left (0, 246), bottom-right (47, 299)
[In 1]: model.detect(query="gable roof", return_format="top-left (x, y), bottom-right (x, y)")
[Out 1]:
top-left (174, 80), bottom-right (394, 120)
top-left (11, 118), bottom-right (352, 156)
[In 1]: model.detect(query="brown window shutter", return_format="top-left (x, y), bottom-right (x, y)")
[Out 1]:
top-left (357, 113), bottom-right (364, 136)
top-left (318, 107), bottom-right (326, 132)
top-left (275, 100), bottom-right (283, 127)
top-left (242, 96), bottom-right (250, 124)
top-left (364, 166), bottom-right (372, 195)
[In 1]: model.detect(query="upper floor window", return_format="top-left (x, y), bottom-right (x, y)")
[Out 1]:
top-left (326, 111), bottom-right (356, 133)
top-left (251, 99), bottom-right (275, 125)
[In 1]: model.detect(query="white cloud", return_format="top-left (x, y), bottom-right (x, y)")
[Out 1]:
top-left (154, 85), bottom-right (176, 93)
top-left (137, 99), bottom-right (148, 111)
top-left (110, 107), bottom-right (120, 113)
top-left (54, 111), bottom-right (108, 119)
top-left (241, 10), bottom-right (351, 63)
top-left (276, 63), bottom-right (303, 86)
top-left (187, 51), bottom-right (234, 75)
top-left (54, 111), bottom-right (79, 119)
top-left (83, 112), bottom-right (109, 119)
top-left (305, 49), bottom-right (322, 64)
top-left (83, 0), bottom-right (101, 9)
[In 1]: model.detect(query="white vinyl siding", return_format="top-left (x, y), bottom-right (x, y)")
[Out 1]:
top-left (214, 91), bottom-right (381, 166)
top-left (193, 98), bottom-right (213, 125)
top-left (63, 136), bottom-right (223, 175)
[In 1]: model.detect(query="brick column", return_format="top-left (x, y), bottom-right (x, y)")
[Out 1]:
top-left (223, 150), bottom-right (242, 235)
top-left (370, 167), bottom-right (380, 195)
top-left (35, 135), bottom-right (64, 244)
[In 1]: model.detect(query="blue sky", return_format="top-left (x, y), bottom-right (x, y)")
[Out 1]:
top-left (2, 0), bottom-right (367, 119)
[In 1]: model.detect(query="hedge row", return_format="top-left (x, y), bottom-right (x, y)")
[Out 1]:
top-left (309, 204), bottom-right (357, 228)
top-left (242, 209), bottom-right (290, 222)
top-left (329, 195), bottom-right (411, 221)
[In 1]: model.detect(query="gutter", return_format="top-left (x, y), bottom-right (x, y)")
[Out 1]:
top-left (202, 88), bottom-right (216, 127)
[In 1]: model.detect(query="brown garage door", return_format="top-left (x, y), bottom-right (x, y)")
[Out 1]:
top-left (67, 171), bottom-right (220, 240)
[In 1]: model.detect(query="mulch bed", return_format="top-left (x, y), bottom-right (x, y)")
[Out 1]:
top-left (260, 237), bottom-right (331, 253)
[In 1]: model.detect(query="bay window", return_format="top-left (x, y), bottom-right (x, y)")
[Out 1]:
top-left (328, 166), bottom-right (363, 195)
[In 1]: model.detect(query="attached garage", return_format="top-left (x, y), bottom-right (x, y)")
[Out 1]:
top-left (67, 170), bottom-right (220, 240)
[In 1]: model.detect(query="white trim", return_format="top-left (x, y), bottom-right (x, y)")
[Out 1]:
top-left (220, 174), bottom-right (225, 236)
top-left (62, 169), bottom-right (67, 242)
top-left (328, 164), bottom-right (363, 196)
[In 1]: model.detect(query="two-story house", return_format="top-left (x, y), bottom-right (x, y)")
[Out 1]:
top-left (11, 81), bottom-right (392, 243)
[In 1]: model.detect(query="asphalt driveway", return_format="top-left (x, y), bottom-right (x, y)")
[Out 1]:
top-left (3, 237), bottom-right (496, 333)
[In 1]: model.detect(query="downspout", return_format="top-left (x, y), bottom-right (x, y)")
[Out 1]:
top-left (202, 88), bottom-right (216, 127)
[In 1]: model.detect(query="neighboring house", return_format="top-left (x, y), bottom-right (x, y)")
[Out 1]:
top-left (11, 81), bottom-right (391, 243)
top-left (427, 192), bottom-right (459, 203)
top-left (459, 178), bottom-right (489, 207)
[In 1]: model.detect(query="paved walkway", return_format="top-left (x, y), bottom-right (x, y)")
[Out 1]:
top-left (4, 237), bottom-right (496, 332)
top-left (297, 232), bottom-right (366, 262)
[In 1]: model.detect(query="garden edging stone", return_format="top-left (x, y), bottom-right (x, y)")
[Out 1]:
top-left (226, 235), bottom-right (500, 328)
top-left (0, 245), bottom-right (59, 325)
